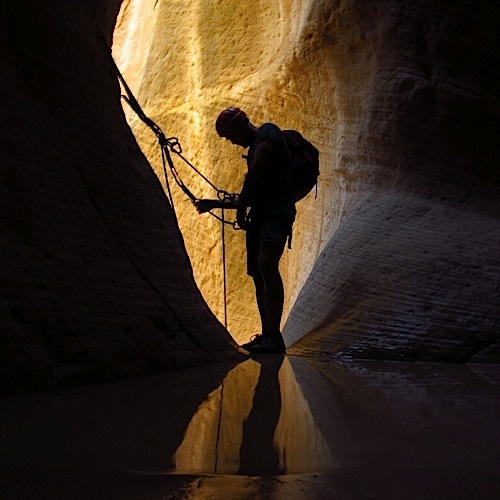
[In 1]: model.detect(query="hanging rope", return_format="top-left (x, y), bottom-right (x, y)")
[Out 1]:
top-left (98, 32), bottom-right (237, 329)
top-left (221, 207), bottom-right (228, 328)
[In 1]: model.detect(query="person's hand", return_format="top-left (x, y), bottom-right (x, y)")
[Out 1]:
top-left (194, 199), bottom-right (217, 214)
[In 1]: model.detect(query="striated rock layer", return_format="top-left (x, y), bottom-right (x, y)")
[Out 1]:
top-left (0, 0), bottom-right (239, 395)
top-left (285, 0), bottom-right (500, 362)
top-left (115, 0), bottom-right (499, 360)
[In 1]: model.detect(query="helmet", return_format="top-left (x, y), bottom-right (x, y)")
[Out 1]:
top-left (215, 107), bottom-right (247, 136)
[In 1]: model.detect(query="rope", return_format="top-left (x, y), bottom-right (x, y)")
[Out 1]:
top-left (160, 141), bottom-right (175, 211)
top-left (221, 207), bottom-right (227, 328)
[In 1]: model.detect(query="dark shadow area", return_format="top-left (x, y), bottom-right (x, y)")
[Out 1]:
top-left (0, 360), bottom-right (237, 477)
top-left (1, 0), bottom-right (239, 398)
top-left (289, 354), bottom-right (500, 482)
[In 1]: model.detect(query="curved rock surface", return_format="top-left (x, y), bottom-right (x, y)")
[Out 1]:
top-left (1, 0), bottom-right (499, 394)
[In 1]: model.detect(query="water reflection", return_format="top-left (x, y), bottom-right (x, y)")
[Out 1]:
top-left (238, 355), bottom-right (284, 475)
top-left (2, 358), bottom-right (499, 498)
top-left (173, 356), bottom-right (334, 475)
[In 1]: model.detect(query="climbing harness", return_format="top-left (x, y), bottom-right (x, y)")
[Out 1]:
top-left (98, 32), bottom-right (237, 327)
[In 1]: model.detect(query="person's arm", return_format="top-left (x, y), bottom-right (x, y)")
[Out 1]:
top-left (194, 196), bottom-right (239, 214)
top-left (237, 136), bottom-right (274, 228)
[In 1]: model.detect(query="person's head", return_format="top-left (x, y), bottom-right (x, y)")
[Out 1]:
top-left (215, 107), bottom-right (256, 147)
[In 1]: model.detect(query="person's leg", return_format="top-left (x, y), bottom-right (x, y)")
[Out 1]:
top-left (244, 221), bottom-right (270, 342)
top-left (242, 210), bottom-right (292, 352)
top-left (252, 271), bottom-right (270, 334)
top-left (257, 241), bottom-right (286, 334)
top-left (246, 242), bottom-right (287, 353)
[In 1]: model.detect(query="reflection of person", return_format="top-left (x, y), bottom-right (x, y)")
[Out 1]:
top-left (195, 108), bottom-right (296, 354)
top-left (238, 355), bottom-right (284, 475)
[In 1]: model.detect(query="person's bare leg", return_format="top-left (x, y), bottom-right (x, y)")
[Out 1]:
top-left (252, 272), bottom-right (270, 334)
top-left (257, 242), bottom-right (285, 334)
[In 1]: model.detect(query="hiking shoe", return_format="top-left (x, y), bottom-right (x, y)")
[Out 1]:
top-left (240, 334), bottom-right (264, 352)
top-left (248, 333), bottom-right (286, 354)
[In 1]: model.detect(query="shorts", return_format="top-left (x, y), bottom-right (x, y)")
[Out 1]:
top-left (245, 205), bottom-right (296, 276)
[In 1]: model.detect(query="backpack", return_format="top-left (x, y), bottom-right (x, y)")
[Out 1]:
top-left (283, 129), bottom-right (320, 202)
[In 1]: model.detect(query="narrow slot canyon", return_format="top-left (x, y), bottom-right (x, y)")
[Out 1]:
top-left (1, 0), bottom-right (499, 498)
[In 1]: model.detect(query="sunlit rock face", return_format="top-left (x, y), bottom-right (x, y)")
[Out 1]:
top-left (115, 0), bottom-right (499, 360)
top-left (0, 0), bottom-right (239, 394)
top-left (114, 0), bottom-right (370, 341)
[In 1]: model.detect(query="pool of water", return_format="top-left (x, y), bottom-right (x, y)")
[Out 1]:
top-left (1, 355), bottom-right (499, 498)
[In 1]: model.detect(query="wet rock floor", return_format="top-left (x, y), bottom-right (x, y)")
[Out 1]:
top-left (1, 354), bottom-right (499, 499)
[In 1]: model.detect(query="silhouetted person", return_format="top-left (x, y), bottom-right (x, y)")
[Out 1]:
top-left (195, 108), bottom-right (295, 354)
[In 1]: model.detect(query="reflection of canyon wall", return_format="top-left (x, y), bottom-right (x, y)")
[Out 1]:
top-left (115, 0), bottom-right (500, 359)
top-left (0, 1), bottom-right (238, 394)
top-left (174, 358), bottom-right (333, 474)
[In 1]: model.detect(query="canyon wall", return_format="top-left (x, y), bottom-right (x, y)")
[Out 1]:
top-left (0, 0), bottom-right (239, 395)
top-left (1, 0), bottom-right (499, 395)
top-left (115, 0), bottom-right (500, 359)
top-left (284, 1), bottom-right (500, 362)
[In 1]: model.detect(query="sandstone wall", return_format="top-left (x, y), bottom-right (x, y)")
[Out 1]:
top-left (114, 0), bottom-right (365, 342)
top-left (285, 1), bottom-right (500, 362)
top-left (114, 0), bottom-right (500, 360)
top-left (0, 0), bottom-right (239, 395)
